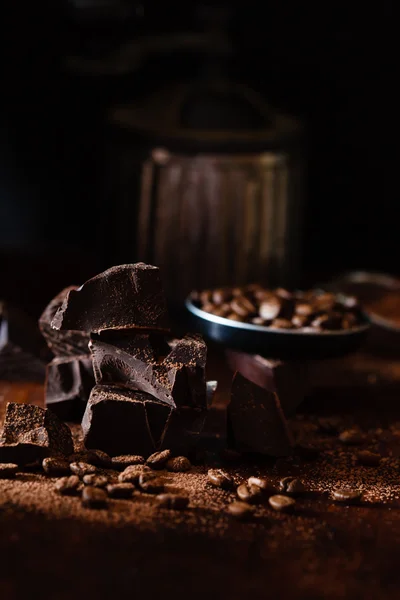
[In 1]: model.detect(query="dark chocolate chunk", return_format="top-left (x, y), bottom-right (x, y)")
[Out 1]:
top-left (166, 456), bottom-right (191, 472)
top-left (156, 493), bottom-right (189, 510)
top-left (0, 402), bottom-right (73, 465)
top-left (118, 464), bottom-right (149, 484)
top-left (55, 475), bottom-right (81, 495)
top-left (82, 486), bottom-right (108, 509)
top-left (111, 455), bottom-right (145, 470)
top-left (89, 333), bottom-right (207, 409)
top-left (159, 407), bottom-right (207, 454)
top-left (107, 483), bottom-right (135, 498)
top-left (45, 354), bottom-right (94, 422)
top-left (146, 449), bottom-right (172, 469)
top-left (227, 373), bottom-right (293, 456)
top-left (51, 263), bottom-right (169, 334)
top-left (0, 463), bottom-right (18, 478)
top-left (82, 385), bottom-right (172, 457)
top-left (38, 286), bottom-right (90, 357)
top-left (269, 495), bottom-right (295, 512)
top-left (42, 457), bottom-right (71, 476)
top-left (207, 468), bottom-right (234, 489)
top-left (225, 350), bottom-right (309, 418)
top-left (82, 474), bottom-right (108, 487)
top-left (228, 501), bottom-right (255, 520)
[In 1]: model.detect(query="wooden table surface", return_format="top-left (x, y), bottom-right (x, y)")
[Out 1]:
top-left (2, 348), bottom-right (400, 600)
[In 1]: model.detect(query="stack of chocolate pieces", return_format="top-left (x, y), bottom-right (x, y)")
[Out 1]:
top-left (50, 263), bottom-right (209, 456)
top-left (39, 286), bottom-right (94, 421)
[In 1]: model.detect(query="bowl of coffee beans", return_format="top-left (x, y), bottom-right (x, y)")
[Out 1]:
top-left (186, 285), bottom-right (370, 358)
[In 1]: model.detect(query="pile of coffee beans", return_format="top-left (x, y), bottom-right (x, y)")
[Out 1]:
top-left (191, 285), bottom-right (364, 331)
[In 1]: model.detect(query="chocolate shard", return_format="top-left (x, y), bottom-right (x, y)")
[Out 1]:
top-left (0, 402), bottom-right (73, 465)
top-left (82, 385), bottom-right (172, 456)
top-left (89, 333), bottom-right (207, 409)
top-left (51, 263), bottom-right (169, 334)
top-left (45, 355), bottom-right (95, 422)
top-left (226, 350), bottom-right (309, 418)
top-left (227, 372), bottom-right (293, 456)
top-left (39, 286), bottom-right (90, 357)
top-left (160, 407), bottom-right (207, 454)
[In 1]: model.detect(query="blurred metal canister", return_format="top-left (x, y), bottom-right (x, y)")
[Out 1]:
top-left (109, 80), bottom-right (305, 304)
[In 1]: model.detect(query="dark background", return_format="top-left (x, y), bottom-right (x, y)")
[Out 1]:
top-left (0, 1), bottom-right (397, 317)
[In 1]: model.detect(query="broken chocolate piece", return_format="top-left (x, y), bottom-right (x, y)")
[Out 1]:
top-left (160, 406), bottom-right (207, 453)
top-left (226, 350), bottom-right (309, 418)
top-left (227, 373), bottom-right (293, 456)
top-left (89, 333), bottom-right (207, 409)
top-left (0, 402), bottom-right (73, 465)
top-left (51, 263), bottom-right (169, 334)
top-left (39, 287), bottom-right (90, 357)
top-left (82, 385), bottom-right (172, 457)
top-left (45, 354), bottom-right (95, 421)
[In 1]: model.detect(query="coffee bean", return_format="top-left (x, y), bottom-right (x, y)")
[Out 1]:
top-left (292, 314), bottom-right (309, 328)
top-left (313, 293), bottom-right (336, 312)
top-left (275, 288), bottom-right (293, 301)
top-left (138, 473), bottom-right (165, 494)
top-left (247, 476), bottom-right (276, 495)
top-left (281, 478), bottom-right (306, 496)
top-left (332, 487), bottom-right (362, 503)
top-left (0, 463), bottom-right (18, 478)
top-left (270, 318), bottom-right (294, 329)
top-left (357, 450), bottom-right (381, 467)
top-left (82, 486), bottom-right (108, 509)
top-left (212, 288), bottom-right (231, 305)
top-left (230, 297), bottom-right (257, 318)
top-left (202, 302), bottom-right (216, 314)
top-left (269, 495), bottom-right (296, 512)
top-left (226, 313), bottom-right (243, 322)
top-left (232, 287), bottom-right (243, 297)
top-left (207, 469), bottom-right (234, 489)
top-left (166, 456), bottom-right (191, 472)
top-left (311, 313), bottom-right (342, 330)
top-left (237, 483), bottom-right (263, 504)
top-left (342, 295), bottom-right (359, 309)
top-left (342, 312), bottom-right (358, 329)
top-left (212, 305), bottom-right (231, 317)
top-left (118, 464), bottom-right (149, 484)
top-left (251, 316), bottom-right (268, 326)
top-left (55, 475), bottom-right (81, 495)
top-left (146, 449), bottom-right (172, 470)
top-left (339, 429), bottom-right (365, 445)
top-left (156, 493), bottom-right (189, 510)
top-left (83, 474), bottom-right (108, 488)
top-left (70, 462), bottom-right (97, 478)
top-left (228, 501), bottom-right (255, 520)
top-left (259, 297), bottom-right (281, 320)
top-left (111, 455), bottom-right (145, 470)
top-left (200, 290), bottom-right (212, 305)
top-left (279, 476), bottom-right (296, 491)
top-left (295, 302), bottom-right (314, 317)
top-left (85, 449), bottom-right (112, 468)
top-left (107, 483), bottom-right (135, 499)
top-left (42, 457), bottom-right (71, 476)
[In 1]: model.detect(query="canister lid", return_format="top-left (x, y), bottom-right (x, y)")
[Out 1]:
top-left (110, 80), bottom-right (303, 153)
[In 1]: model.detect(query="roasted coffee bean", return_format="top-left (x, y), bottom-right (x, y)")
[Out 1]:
top-left (111, 455), bottom-right (145, 470)
top-left (107, 483), bottom-right (135, 499)
top-left (156, 493), bottom-right (189, 510)
top-left (342, 295), bottom-right (359, 309)
top-left (311, 313), bottom-right (342, 330)
top-left (259, 297), bottom-right (281, 320)
top-left (212, 288), bottom-right (231, 305)
top-left (232, 287), bottom-right (243, 297)
top-left (42, 457), bottom-right (71, 476)
top-left (251, 316), bottom-right (268, 326)
top-left (230, 297), bottom-right (257, 318)
top-left (339, 429), bottom-right (365, 445)
top-left (313, 293), bottom-right (336, 312)
top-left (118, 464), bottom-right (149, 484)
top-left (295, 302), bottom-right (314, 317)
top-left (166, 456), bottom-right (191, 472)
top-left (332, 487), bottom-right (362, 503)
top-left (0, 463), bottom-right (18, 478)
top-left (269, 495), bottom-right (296, 512)
top-left (86, 449), bottom-right (111, 468)
top-left (200, 290), bottom-right (212, 305)
top-left (357, 450), bottom-right (381, 467)
top-left (202, 302), bottom-right (216, 314)
top-left (226, 313), bottom-right (243, 322)
top-left (275, 288), bottom-right (293, 301)
top-left (213, 305), bottom-right (231, 317)
top-left (237, 483), bottom-right (263, 504)
top-left (279, 476), bottom-right (296, 491)
top-left (146, 449), bottom-right (172, 470)
top-left (82, 486), bottom-right (108, 509)
top-left (70, 461), bottom-right (97, 478)
top-left (247, 476), bottom-right (276, 495)
top-left (56, 475), bottom-right (81, 495)
top-left (270, 318), bottom-right (294, 329)
top-left (280, 477), bottom-right (306, 496)
top-left (292, 314), bottom-right (309, 328)
top-left (342, 312), bottom-right (358, 329)
top-left (138, 472), bottom-right (165, 494)
top-left (207, 469), bottom-right (234, 489)
top-left (228, 501), bottom-right (255, 520)
top-left (83, 474), bottom-right (108, 487)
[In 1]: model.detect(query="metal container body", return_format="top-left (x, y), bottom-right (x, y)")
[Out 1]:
top-left (136, 148), bottom-right (304, 302)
